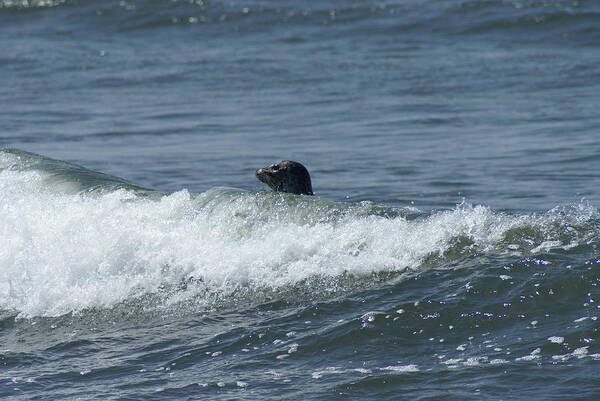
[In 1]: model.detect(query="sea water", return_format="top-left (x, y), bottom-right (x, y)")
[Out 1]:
top-left (1, 1), bottom-right (600, 400)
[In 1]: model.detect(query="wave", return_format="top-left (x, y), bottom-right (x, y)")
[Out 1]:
top-left (2, 0), bottom-right (599, 41)
top-left (1, 149), bottom-right (598, 318)
top-left (0, 0), bottom-right (66, 8)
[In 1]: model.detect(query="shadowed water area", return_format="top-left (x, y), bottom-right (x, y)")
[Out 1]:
top-left (1, 1), bottom-right (600, 400)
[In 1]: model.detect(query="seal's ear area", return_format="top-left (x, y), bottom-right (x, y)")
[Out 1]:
top-left (282, 160), bottom-right (313, 196)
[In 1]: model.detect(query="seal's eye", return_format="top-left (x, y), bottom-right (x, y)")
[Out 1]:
top-left (270, 164), bottom-right (280, 171)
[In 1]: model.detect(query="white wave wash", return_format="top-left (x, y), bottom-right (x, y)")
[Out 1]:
top-left (0, 163), bottom-right (596, 317)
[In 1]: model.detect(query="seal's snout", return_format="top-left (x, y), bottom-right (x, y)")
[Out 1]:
top-left (255, 168), bottom-right (267, 182)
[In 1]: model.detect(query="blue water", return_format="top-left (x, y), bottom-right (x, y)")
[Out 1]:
top-left (1, 1), bottom-right (600, 399)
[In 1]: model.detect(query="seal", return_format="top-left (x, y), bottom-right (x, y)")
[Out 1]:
top-left (255, 160), bottom-right (314, 195)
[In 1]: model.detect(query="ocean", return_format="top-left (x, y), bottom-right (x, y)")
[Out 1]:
top-left (1, 0), bottom-right (600, 399)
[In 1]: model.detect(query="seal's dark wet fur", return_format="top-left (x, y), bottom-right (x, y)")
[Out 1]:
top-left (255, 161), bottom-right (313, 196)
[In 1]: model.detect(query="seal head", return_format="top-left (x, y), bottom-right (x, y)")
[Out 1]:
top-left (256, 160), bottom-right (313, 196)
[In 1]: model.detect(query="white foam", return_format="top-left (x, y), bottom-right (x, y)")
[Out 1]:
top-left (380, 364), bottom-right (419, 372)
top-left (1, 164), bottom-right (598, 317)
top-left (516, 347), bottom-right (542, 361)
top-left (548, 336), bottom-right (565, 344)
top-left (531, 240), bottom-right (562, 254)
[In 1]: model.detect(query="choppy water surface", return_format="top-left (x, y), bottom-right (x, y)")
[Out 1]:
top-left (1, 1), bottom-right (600, 400)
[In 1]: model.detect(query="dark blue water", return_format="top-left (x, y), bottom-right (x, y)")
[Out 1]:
top-left (1, 1), bottom-right (600, 399)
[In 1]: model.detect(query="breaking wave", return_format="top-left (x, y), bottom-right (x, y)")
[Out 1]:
top-left (1, 149), bottom-right (598, 317)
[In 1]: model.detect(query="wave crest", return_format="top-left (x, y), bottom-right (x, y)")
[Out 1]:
top-left (1, 150), bottom-right (598, 317)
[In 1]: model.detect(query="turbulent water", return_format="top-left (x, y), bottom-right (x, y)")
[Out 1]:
top-left (2, 1), bottom-right (600, 400)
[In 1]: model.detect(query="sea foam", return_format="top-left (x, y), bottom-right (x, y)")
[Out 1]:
top-left (0, 150), bottom-right (597, 317)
